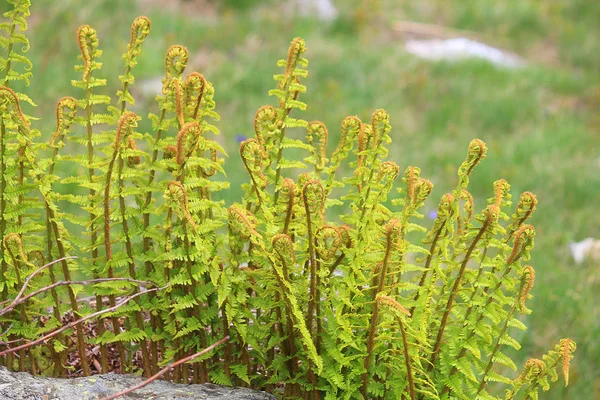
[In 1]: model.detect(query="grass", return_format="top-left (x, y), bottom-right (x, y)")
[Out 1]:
top-left (12, 0), bottom-right (600, 397)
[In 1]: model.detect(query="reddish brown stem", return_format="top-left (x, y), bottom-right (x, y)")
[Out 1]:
top-left (101, 336), bottom-right (230, 400)
top-left (0, 286), bottom-right (165, 357)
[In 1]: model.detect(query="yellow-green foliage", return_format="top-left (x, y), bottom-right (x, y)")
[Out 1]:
top-left (0, 2), bottom-right (575, 399)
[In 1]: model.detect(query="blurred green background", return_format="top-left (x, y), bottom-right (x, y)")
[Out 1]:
top-left (7, 0), bottom-right (600, 397)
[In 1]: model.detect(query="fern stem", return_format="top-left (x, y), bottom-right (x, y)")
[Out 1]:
top-left (103, 142), bottom-right (128, 372)
top-left (0, 121), bottom-right (7, 302)
top-left (39, 243), bottom-right (67, 375)
top-left (506, 357), bottom-right (561, 400)
top-left (442, 257), bottom-right (515, 396)
top-left (163, 207), bottom-right (183, 382)
top-left (303, 197), bottom-right (318, 345)
top-left (47, 206), bottom-right (91, 375)
top-left (271, 99), bottom-right (297, 204)
top-left (456, 247), bottom-right (488, 324)
top-left (220, 305), bottom-right (232, 380)
top-left (361, 227), bottom-right (394, 397)
top-left (0, 119), bottom-right (10, 372)
top-left (428, 218), bottom-right (490, 370)
top-left (409, 226), bottom-right (443, 316)
top-left (280, 254), bottom-right (299, 380)
top-left (181, 217), bottom-right (209, 383)
top-left (141, 107), bottom-right (167, 373)
top-left (475, 279), bottom-right (526, 396)
top-left (117, 155), bottom-right (152, 376)
top-left (2, 23), bottom-right (16, 86)
top-left (44, 151), bottom-right (69, 376)
top-left (6, 248), bottom-right (27, 372)
top-left (396, 315), bottom-right (416, 400)
top-left (84, 85), bottom-right (109, 373)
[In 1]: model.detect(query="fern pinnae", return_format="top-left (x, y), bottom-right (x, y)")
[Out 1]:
top-left (118, 16), bottom-right (151, 114)
top-left (3, 233), bottom-right (29, 371)
top-left (71, 24), bottom-right (115, 373)
top-left (240, 138), bottom-right (267, 207)
top-left (505, 358), bottom-right (545, 400)
top-left (505, 191), bottom-right (537, 240)
top-left (272, 233), bottom-right (300, 383)
top-left (362, 218), bottom-right (402, 397)
top-left (376, 294), bottom-right (415, 400)
top-left (429, 204), bottom-right (500, 370)
top-left (306, 120), bottom-right (328, 175)
top-left (453, 139), bottom-right (486, 238)
top-left (270, 37), bottom-right (308, 204)
top-left (279, 178), bottom-right (295, 234)
top-left (168, 181), bottom-right (210, 384)
top-left (140, 45), bottom-right (189, 370)
top-left (323, 115), bottom-right (360, 196)
top-left (103, 112), bottom-right (139, 371)
top-left (0, 86), bottom-right (34, 371)
top-left (410, 193), bottom-right (455, 316)
top-left (475, 265), bottom-right (536, 397)
top-left (1, 0), bottom-right (32, 88)
top-left (506, 338), bottom-right (575, 399)
top-left (115, 127), bottom-right (152, 376)
top-left (453, 179), bottom-right (513, 324)
top-left (441, 226), bottom-right (536, 397)
top-left (44, 97), bottom-right (77, 375)
top-left (302, 180), bottom-right (324, 339)
top-left (301, 179), bottom-right (325, 397)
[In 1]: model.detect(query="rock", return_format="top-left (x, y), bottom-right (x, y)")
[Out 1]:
top-left (569, 237), bottom-right (600, 264)
top-left (291, 0), bottom-right (339, 21)
top-left (405, 38), bottom-right (523, 68)
top-left (0, 367), bottom-right (276, 400)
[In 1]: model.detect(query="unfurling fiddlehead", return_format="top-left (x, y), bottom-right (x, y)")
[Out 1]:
top-left (306, 121), bottom-right (328, 172)
top-left (163, 45), bottom-right (189, 94)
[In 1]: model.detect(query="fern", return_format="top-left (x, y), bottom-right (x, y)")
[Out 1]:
top-left (0, 4), bottom-right (578, 400)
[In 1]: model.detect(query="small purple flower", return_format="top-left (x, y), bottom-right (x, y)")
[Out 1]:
top-left (428, 210), bottom-right (438, 220)
top-left (236, 134), bottom-right (248, 143)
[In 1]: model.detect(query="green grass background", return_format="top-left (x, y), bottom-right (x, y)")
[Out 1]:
top-left (7, 0), bottom-right (600, 397)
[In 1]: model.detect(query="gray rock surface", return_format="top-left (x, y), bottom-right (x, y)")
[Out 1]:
top-left (0, 367), bottom-right (276, 400)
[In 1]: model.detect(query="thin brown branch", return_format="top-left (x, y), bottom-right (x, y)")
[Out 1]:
top-left (101, 336), bottom-right (230, 400)
top-left (0, 256), bottom-right (77, 309)
top-left (0, 285), bottom-right (167, 357)
top-left (0, 277), bottom-right (152, 317)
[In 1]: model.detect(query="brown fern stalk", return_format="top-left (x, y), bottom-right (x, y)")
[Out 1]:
top-left (138, 48), bottom-right (188, 371)
top-left (441, 257), bottom-right (523, 396)
top-left (376, 295), bottom-right (415, 400)
top-left (3, 235), bottom-right (29, 372)
top-left (79, 44), bottom-right (110, 373)
top-left (409, 224), bottom-right (444, 316)
top-left (45, 97), bottom-right (79, 376)
top-left (116, 141), bottom-right (152, 376)
top-left (0, 285), bottom-right (166, 358)
top-left (271, 53), bottom-right (303, 204)
top-left (0, 121), bottom-right (7, 304)
top-left (141, 106), bottom-right (167, 373)
top-left (103, 113), bottom-right (137, 372)
top-left (475, 266), bottom-right (535, 395)
top-left (0, 119), bottom-right (10, 370)
top-left (172, 139), bottom-right (210, 383)
top-left (303, 181), bottom-right (322, 345)
top-left (101, 336), bottom-right (229, 400)
top-left (361, 219), bottom-right (401, 397)
top-left (162, 206), bottom-right (183, 382)
top-left (428, 205), bottom-right (498, 370)
top-left (42, 201), bottom-right (92, 375)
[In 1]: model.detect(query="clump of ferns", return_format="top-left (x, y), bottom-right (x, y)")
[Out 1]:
top-left (0, 2), bottom-right (577, 400)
